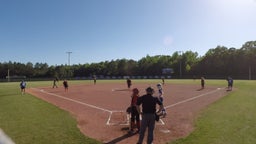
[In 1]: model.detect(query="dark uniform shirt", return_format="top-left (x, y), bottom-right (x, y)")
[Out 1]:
top-left (63, 81), bottom-right (68, 88)
top-left (136, 94), bottom-right (162, 114)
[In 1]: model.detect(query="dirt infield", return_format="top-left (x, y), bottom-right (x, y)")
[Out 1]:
top-left (27, 82), bottom-right (228, 144)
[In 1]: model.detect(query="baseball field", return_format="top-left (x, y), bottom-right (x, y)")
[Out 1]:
top-left (0, 79), bottom-right (256, 144)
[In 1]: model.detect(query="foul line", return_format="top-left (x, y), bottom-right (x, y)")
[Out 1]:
top-left (164, 87), bottom-right (224, 109)
top-left (30, 87), bottom-right (223, 126)
top-left (31, 88), bottom-right (126, 125)
top-left (31, 88), bottom-right (112, 113)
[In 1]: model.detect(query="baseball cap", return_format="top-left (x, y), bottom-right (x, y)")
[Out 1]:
top-left (157, 83), bottom-right (162, 86)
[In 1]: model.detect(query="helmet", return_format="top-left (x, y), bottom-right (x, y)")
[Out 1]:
top-left (132, 88), bottom-right (139, 94)
top-left (157, 83), bottom-right (162, 89)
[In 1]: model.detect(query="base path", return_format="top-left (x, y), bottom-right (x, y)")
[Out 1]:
top-left (27, 82), bottom-right (228, 144)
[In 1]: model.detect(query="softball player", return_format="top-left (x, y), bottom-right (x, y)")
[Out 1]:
top-left (157, 83), bottom-right (166, 117)
top-left (129, 88), bottom-right (140, 133)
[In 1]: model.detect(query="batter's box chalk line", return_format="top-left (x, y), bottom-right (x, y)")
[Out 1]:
top-left (106, 111), bottom-right (165, 126)
top-left (31, 88), bottom-right (166, 126)
top-left (107, 87), bottom-right (225, 126)
top-left (111, 88), bottom-right (131, 92)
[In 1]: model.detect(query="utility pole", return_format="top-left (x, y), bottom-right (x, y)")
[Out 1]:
top-left (249, 66), bottom-right (251, 80)
top-left (66, 52), bottom-right (72, 66)
top-left (66, 52), bottom-right (72, 79)
top-left (7, 69), bottom-right (10, 82)
top-left (178, 51), bottom-right (183, 78)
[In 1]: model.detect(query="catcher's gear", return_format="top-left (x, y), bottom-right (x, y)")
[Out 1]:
top-left (126, 106), bottom-right (132, 114)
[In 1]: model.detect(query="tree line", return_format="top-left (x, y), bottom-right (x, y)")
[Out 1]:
top-left (1, 40), bottom-right (256, 80)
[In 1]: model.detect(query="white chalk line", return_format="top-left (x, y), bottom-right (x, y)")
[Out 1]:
top-left (31, 88), bottom-right (125, 125)
top-left (164, 87), bottom-right (224, 109)
top-left (31, 88), bottom-right (112, 113)
top-left (31, 87), bottom-right (224, 126)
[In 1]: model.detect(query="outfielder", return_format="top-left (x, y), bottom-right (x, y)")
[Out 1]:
top-left (20, 80), bottom-right (26, 95)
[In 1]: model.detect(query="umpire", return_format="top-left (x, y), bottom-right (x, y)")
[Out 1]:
top-left (136, 87), bottom-right (164, 144)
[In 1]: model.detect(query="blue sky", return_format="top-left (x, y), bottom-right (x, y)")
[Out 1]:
top-left (0, 0), bottom-right (256, 66)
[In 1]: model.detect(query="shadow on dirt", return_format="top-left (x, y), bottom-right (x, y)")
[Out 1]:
top-left (104, 127), bottom-right (137, 144)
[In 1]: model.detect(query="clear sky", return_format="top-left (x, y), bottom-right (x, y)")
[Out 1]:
top-left (0, 0), bottom-right (256, 66)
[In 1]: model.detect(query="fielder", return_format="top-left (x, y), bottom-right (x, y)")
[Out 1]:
top-left (157, 83), bottom-right (167, 117)
top-left (20, 80), bottom-right (26, 95)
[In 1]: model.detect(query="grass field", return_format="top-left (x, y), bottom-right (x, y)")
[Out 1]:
top-left (170, 80), bottom-right (256, 144)
top-left (0, 81), bottom-right (101, 144)
top-left (0, 79), bottom-right (256, 144)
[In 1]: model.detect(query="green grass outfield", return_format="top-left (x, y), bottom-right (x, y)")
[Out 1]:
top-left (0, 79), bottom-right (256, 144)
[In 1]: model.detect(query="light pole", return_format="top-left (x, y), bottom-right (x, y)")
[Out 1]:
top-left (249, 65), bottom-right (251, 80)
top-left (178, 51), bottom-right (183, 78)
top-left (66, 52), bottom-right (72, 79)
top-left (66, 52), bottom-right (72, 66)
top-left (7, 69), bottom-right (10, 82)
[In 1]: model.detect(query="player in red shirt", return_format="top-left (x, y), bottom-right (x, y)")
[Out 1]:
top-left (129, 88), bottom-right (140, 133)
top-left (63, 80), bottom-right (68, 92)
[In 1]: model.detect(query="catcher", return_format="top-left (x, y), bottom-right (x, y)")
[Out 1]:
top-left (128, 88), bottom-right (140, 133)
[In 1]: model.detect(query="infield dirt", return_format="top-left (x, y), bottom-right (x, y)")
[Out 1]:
top-left (28, 82), bottom-right (227, 144)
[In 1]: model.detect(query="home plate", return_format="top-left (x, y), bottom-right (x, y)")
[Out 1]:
top-left (159, 129), bottom-right (170, 133)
